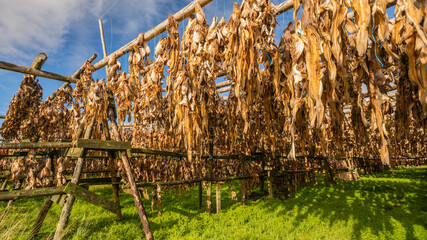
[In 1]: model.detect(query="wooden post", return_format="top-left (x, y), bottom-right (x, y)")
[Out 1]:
top-left (103, 121), bottom-right (123, 220)
top-left (267, 156), bottom-right (273, 198)
top-left (260, 157), bottom-right (265, 192)
top-left (197, 182), bottom-right (202, 210)
top-left (54, 119), bottom-right (95, 240)
top-left (28, 198), bottom-right (53, 239)
top-left (108, 107), bottom-right (153, 240)
top-left (99, 18), bottom-right (123, 221)
top-left (216, 183), bottom-right (221, 214)
top-left (206, 128), bottom-right (214, 213)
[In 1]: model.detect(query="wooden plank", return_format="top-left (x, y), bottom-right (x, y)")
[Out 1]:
top-left (0, 141), bottom-right (73, 150)
top-left (76, 139), bottom-right (131, 150)
top-left (63, 183), bottom-right (121, 214)
top-left (0, 61), bottom-right (77, 83)
top-left (0, 186), bottom-right (64, 201)
top-left (66, 148), bottom-right (84, 158)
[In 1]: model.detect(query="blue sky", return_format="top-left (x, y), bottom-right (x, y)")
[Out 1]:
top-left (0, 0), bottom-right (395, 123)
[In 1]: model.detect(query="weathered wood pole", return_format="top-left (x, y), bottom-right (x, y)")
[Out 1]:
top-left (260, 157), bottom-right (265, 192)
top-left (54, 119), bottom-right (95, 240)
top-left (206, 128), bottom-right (214, 213)
top-left (108, 107), bottom-right (153, 240)
top-left (98, 18), bottom-right (123, 221)
top-left (28, 198), bottom-right (53, 239)
top-left (198, 182), bottom-right (202, 210)
top-left (216, 183), bottom-right (221, 214)
top-left (103, 120), bottom-right (123, 221)
top-left (0, 61), bottom-right (76, 83)
top-left (0, 186), bottom-right (64, 201)
top-left (267, 156), bottom-right (273, 198)
top-left (108, 150), bottom-right (123, 220)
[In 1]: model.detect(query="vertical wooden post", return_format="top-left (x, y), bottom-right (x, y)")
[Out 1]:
top-left (267, 156), bottom-right (273, 198)
top-left (99, 19), bottom-right (123, 221)
top-left (108, 108), bottom-right (153, 240)
top-left (197, 182), bottom-right (202, 210)
top-left (206, 127), bottom-right (214, 213)
top-left (98, 18), bottom-right (109, 76)
top-left (54, 119), bottom-right (95, 240)
top-left (260, 157), bottom-right (265, 192)
top-left (103, 115), bottom-right (122, 221)
top-left (216, 183), bottom-right (221, 214)
top-left (108, 151), bottom-right (122, 221)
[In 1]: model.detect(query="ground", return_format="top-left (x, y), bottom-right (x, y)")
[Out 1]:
top-left (0, 167), bottom-right (426, 240)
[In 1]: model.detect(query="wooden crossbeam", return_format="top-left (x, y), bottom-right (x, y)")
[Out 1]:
top-left (0, 141), bottom-right (72, 149)
top-left (0, 61), bottom-right (77, 83)
top-left (63, 183), bottom-right (121, 214)
top-left (0, 186), bottom-right (65, 201)
top-left (76, 139), bottom-right (131, 150)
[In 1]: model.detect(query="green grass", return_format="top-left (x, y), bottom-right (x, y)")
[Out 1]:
top-left (1, 167), bottom-right (426, 240)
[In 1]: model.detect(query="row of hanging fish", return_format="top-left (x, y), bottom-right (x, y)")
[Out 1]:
top-left (1, 0), bottom-right (426, 170)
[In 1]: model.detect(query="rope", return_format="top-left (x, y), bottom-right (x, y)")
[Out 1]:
top-left (99, 0), bottom-right (121, 19)
top-left (372, 15), bottom-right (384, 67)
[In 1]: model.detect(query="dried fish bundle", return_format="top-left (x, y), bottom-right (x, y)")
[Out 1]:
top-left (55, 156), bottom-right (68, 186)
top-left (36, 85), bottom-right (73, 141)
top-left (71, 60), bottom-right (95, 138)
top-left (108, 55), bottom-right (135, 126)
top-left (221, 0), bottom-right (279, 155)
top-left (0, 75), bottom-right (43, 141)
top-left (10, 156), bottom-right (25, 186)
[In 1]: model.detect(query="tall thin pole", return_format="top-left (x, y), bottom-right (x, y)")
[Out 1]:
top-left (98, 19), bottom-right (109, 76)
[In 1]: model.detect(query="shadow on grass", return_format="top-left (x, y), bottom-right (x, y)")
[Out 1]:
top-left (84, 168), bottom-right (426, 239)
top-left (268, 168), bottom-right (427, 240)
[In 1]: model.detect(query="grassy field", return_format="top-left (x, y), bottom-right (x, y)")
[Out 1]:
top-left (0, 167), bottom-right (426, 240)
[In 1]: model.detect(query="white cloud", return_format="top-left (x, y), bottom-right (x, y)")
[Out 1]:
top-left (0, 1), bottom-right (87, 62)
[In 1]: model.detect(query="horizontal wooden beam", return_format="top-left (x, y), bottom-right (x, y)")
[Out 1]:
top-left (76, 139), bottom-right (131, 150)
top-left (274, 0), bottom-right (293, 15)
top-left (0, 186), bottom-right (65, 201)
top-left (0, 141), bottom-right (73, 149)
top-left (217, 86), bottom-right (231, 94)
top-left (0, 61), bottom-right (77, 83)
